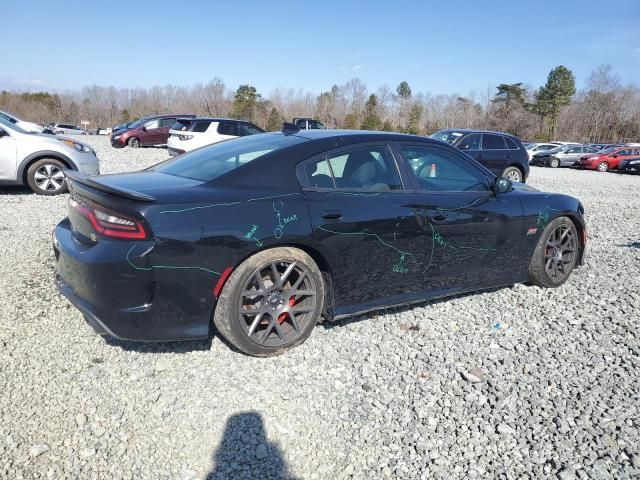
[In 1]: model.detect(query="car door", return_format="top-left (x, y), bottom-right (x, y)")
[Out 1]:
top-left (455, 132), bottom-right (482, 164)
top-left (300, 143), bottom-right (431, 311)
top-left (158, 117), bottom-right (177, 145)
top-left (0, 127), bottom-right (17, 180)
top-left (480, 134), bottom-right (509, 175)
top-left (217, 121), bottom-right (240, 141)
top-left (561, 146), bottom-right (582, 165)
top-left (615, 148), bottom-right (637, 168)
top-left (140, 118), bottom-right (161, 145)
top-left (395, 142), bottom-right (524, 292)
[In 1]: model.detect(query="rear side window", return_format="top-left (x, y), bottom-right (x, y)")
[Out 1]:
top-left (303, 146), bottom-right (401, 191)
top-left (617, 149), bottom-right (632, 156)
top-left (239, 124), bottom-right (264, 136)
top-left (504, 137), bottom-right (519, 149)
top-left (192, 120), bottom-right (212, 133)
top-left (218, 122), bottom-right (240, 136)
top-left (483, 134), bottom-right (506, 150)
top-left (153, 133), bottom-right (305, 181)
top-left (401, 145), bottom-right (489, 192)
top-left (171, 119), bottom-right (191, 131)
top-left (456, 133), bottom-right (481, 151)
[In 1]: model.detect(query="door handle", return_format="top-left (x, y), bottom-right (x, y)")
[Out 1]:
top-left (321, 210), bottom-right (343, 221)
top-left (475, 154), bottom-right (483, 160)
top-left (429, 212), bottom-right (450, 223)
top-left (505, 154), bottom-right (511, 159)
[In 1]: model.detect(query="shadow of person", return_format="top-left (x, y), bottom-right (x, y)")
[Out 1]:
top-left (207, 411), bottom-right (298, 480)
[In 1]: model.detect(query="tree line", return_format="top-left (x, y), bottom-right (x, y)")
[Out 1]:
top-left (1, 64), bottom-right (638, 142)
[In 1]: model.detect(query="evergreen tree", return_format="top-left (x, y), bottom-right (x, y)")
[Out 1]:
top-left (533, 66), bottom-right (575, 140)
top-left (360, 94), bottom-right (382, 130)
top-left (230, 84), bottom-right (260, 121)
top-left (396, 81), bottom-right (412, 100)
top-left (343, 113), bottom-right (359, 129)
top-left (405, 104), bottom-right (423, 134)
top-left (381, 120), bottom-right (394, 132)
top-left (266, 107), bottom-right (282, 131)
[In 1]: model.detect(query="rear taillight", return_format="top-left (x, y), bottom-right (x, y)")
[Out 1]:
top-left (69, 197), bottom-right (148, 240)
top-left (178, 134), bottom-right (194, 141)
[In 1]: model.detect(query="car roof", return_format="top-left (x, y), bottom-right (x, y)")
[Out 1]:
top-left (180, 117), bottom-right (255, 123)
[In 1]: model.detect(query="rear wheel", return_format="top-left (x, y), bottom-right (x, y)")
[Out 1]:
top-left (128, 137), bottom-right (140, 148)
top-left (529, 217), bottom-right (578, 288)
top-left (502, 166), bottom-right (523, 182)
top-left (550, 158), bottom-right (560, 168)
top-left (26, 158), bottom-right (68, 195)
top-left (214, 247), bottom-right (324, 356)
top-left (597, 162), bottom-right (609, 172)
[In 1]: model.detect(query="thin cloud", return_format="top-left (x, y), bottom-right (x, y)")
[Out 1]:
top-left (351, 64), bottom-right (363, 72)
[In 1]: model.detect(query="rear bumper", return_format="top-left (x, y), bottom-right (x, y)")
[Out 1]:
top-left (52, 218), bottom-right (214, 342)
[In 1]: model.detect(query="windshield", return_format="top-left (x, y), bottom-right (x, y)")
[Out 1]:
top-left (0, 116), bottom-right (28, 133)
top-left (151, 133), bottom-right (305, 181)
top-left (126, 118), bottom-right (148, 129)
top-left (429, 130), bottom-right (467, 144)
top-left (600, 146), bottom-right (618, 154)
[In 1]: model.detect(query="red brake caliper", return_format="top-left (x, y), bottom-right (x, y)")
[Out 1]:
top-left (277, 297), bottom-right (296, 324)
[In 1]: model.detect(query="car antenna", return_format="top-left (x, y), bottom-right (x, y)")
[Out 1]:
top-left (282, 122), bottom-right (300, 135)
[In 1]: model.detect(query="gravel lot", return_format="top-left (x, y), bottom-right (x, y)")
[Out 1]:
top-left (1, 136), bottom-right (639, 480)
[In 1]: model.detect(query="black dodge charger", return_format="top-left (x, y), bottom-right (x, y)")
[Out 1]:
top-left (53, 127), bottom-right (586, 356)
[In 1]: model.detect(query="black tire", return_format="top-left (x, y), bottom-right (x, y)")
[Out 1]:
top-left (214, 247), bottom-right (325, 356)
top-left (26, 158), bottom-right (68, 195)
top-left (502, 166), bottom-right (523, 182)
top-left (128, 137), bottom-right (140, 148)
top-left (528, 216), bottom-right (578, 288)
top-left (596, 162), bottom-right (609, 172)
top-left (550, 158), bottom-right (560, 168)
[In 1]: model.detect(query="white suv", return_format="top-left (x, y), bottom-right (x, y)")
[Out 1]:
top-left (167, 118), bottom-right (264, 156)
top-left (0, 117), bottom-right (99, 195)
top-left (0, 110), bottom-right (44, 133)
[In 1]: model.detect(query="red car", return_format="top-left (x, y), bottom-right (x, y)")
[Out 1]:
top-left (576, 146), bottom-right (640, 172)
top-left (110, 114), bottom-right (195, 148)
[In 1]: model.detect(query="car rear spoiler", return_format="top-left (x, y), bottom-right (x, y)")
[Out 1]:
top-left (64, 170), bottom-right (156, 202)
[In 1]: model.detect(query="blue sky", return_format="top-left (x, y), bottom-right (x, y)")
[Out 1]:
top-left (2, 0), bottom-right (639, 96)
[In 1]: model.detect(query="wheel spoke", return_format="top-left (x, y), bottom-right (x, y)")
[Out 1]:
top-left (34, 171), bottom-right (47, 180)
top-left (273, 320), bottom-right (286, 340)
top-left (260, 317), bottom-right (276, 343)
top-left (292, 305), bottom-right (313, 314)
top-left (289, 313), bottom-right (300, 333)
top-left (280, 262), bottom-right (297, 287)
top-left (247, 312), bottom-right (264, 336)
top-left (50, 178), bottom-right (62, 190)
top-left (44, 164), bottom-right (53, 175)
top-left (52, 171), bottom-right (65, 180)
top-left (291, 271), bottom-right (306, 290)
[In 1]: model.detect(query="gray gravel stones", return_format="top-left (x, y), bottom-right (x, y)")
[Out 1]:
top-left (0, 137), bottom-right (639, 479)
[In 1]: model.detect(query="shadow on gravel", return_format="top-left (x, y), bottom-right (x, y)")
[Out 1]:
top-left (207, 412), bottom-right (297, 480)
top-left (323, 286), bottom-right (507, 330)
top-left (104, 337), bottom-right (212, 354)
top-left (619, 241), bottom-right (640, 249)
top-left (0, 185), bottom-right (35, 195)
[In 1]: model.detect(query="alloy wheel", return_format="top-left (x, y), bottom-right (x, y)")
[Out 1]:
top-left (238, 261), bottom-right (317, 347)
top-left (597, 162), bottom-right (608, 172)
top-left (34, 164), bottom-right (65, 192)
top-left (505, 169), bottom-right (522, 182)
top-left (544, 224), bottom-right (577, 282)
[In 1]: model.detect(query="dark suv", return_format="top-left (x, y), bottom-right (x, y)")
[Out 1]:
top-left (110, 114), bottom-right (195, 148)
top-left (429, 129), bottom-right (529, 182)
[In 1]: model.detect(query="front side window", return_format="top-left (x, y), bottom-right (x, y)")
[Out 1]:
top-left (218, 122), bottom-right (240, 136)
top-left (160, 118), bottom-right (176, 128)
top-left (456, 133), bottom-right (481, 151)
top-left (566, 146), bottom-right (582, 153)
top-left (192, 120), bottom-right (212, 133)
top-left (144, 119), bottom-right (160, 130)
top-left (482, 134), bottom-right (506, 150)
top-left (401, 145), bottom-right (490, 192)
top-left (617, 149), bottom-right (632, 156)
top-left (303, 146), bottom-right (401, 191)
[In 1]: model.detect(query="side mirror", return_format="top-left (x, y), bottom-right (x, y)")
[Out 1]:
top-left (494, 177), bottom-right (512, 194)
top-left (611, 154), bottom-right (618, 158)
top-left (141, 126), bottom-right (147, 132)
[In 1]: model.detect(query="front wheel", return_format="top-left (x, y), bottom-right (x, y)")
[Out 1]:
top-left (26, 158), bottom-right (68, 195)
top-left (550, 158), bottom-right (560, 168)
top-left (128, 137), bottom-right (140, 148)
top-left (214, 247), bottom-right (325, 356)
top-left (502, 166), bottom-right (523, 182)
top-left (596, 162), bottom-right (609, 172)
top-left (528, 217), bottom-right (578, 288)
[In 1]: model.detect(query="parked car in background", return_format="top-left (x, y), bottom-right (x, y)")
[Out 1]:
top-left (53, 128), bottom-right (585, 355)
top-left (50, 124), bottom-right (87, 135)
top-left (550, 141), bottom-right (580, 146)
top-left (0, 110), bottom-right (44, 133)
top-left (167, 118), bottom-right (264, 156)
top-left (0, 116), bottom-right (99, 195)
top-left (617, 157), bottom-right (640, 174)
top-left (526, 142), bottom-right (558, 161)
top-left (293, 118), bottom-right (326, 130)
top-left (576, 146), bottom-right (640, 172)
top-left (110, 114), bottom-right (195, 148)
top-left (113, 121), bottom-right (134, 133)
top-left (429, 129), bottom-right (529, 182)
top-left (530, 144), bottom-right (599, 168)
